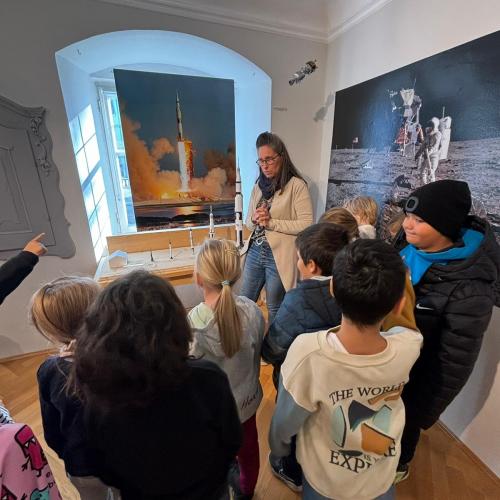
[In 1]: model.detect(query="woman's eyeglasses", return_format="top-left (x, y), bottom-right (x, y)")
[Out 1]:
top-left (256, 154), bottom-right (280, 166)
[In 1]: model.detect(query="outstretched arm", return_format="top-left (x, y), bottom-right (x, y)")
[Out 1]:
top-left (0, 234), bottom-right (46, 305)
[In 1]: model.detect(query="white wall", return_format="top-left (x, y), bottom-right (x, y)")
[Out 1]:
top-left (320, 0), bottom-right (500, 475)
top-left (0, 0), bottom-right (326, 358)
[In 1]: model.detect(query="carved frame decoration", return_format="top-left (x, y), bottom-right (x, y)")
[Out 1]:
top-left (0, 94), bottom-right (75, 259)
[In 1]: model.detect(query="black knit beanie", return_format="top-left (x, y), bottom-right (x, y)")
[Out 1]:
top-left (404, 180), bottom-right (471, 240)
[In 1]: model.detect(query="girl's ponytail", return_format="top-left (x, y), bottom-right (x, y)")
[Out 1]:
top-left (196, 239), bottom-right (242, 357)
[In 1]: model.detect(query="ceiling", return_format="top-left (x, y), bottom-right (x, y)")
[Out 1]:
top-left (96, 0), bottom-right (394, 43)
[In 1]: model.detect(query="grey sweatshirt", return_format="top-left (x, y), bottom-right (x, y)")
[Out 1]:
top-left (188, 295), bottom-right (265, 423)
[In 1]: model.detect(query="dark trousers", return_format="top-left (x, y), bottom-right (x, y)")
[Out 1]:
top-left (399, 414), bottom-right (422, 465)
top-left (237, 414), bottom-right (260, 495)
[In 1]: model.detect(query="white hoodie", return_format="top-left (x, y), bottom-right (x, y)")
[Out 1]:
top-left (188, 295), bottom-right (265, 423)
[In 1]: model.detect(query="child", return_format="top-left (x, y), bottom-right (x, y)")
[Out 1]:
top-left (269, 239), bottom-right (423, 500)
top-left (344, 196), bottom-right (378, 239)
top-left (189, 239), bottom-right (265, 500)
top-left (397, 179), bottom-right (500, 481)
top-left (31, 276), bottom-right (119, 498)
top-left (262, 223), bottom-right (349, 388)
top-left (319, 207), bottom-right (360, 241)
top-left (71, 270), bottom-right (242, 499)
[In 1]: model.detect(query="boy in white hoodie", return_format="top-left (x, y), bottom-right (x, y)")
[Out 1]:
top-left (269, 239), bottom-right (422, 500)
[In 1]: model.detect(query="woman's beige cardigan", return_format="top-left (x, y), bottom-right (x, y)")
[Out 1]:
top-left (245, 177), bottom-right (313, 291)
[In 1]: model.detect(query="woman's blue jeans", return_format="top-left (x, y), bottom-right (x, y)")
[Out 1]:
top-left (240, 240), bottom-right (286, 324)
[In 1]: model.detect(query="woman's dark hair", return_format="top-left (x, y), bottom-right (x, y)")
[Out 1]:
top-left (256, 131), bottom-right (304, 193)
top-left (70, 270), bottom-right (192, 409)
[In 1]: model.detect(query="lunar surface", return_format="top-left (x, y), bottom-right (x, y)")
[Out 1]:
top-left (327, 138), bottom-right (500, 241)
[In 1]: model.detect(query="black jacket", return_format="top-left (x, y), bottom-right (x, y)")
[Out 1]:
top-left (261, 277), bottom-right (341, 365)
top-left (402, 216), bottom-right (500, 429)
top-left (86, 359), bottom-right (242, 500)
top-left (37, 356), bottom-right (99, 477)
top-left (0, 251), bottom-right (38, 304)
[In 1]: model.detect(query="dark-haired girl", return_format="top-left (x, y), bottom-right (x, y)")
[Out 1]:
top-left (71, 270), bottom-right (242, 500)
top-left (241, 132), bottom-right (313, 324)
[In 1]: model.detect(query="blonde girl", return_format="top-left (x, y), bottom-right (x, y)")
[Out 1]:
top-left (31, 276), bottom-right (119, 499)
top-left (189, 239), bottom-right (265, 500)
top-left (344, 196), bottom-right (379, 239)
top-left (30, 276), bottom-right (98, 354)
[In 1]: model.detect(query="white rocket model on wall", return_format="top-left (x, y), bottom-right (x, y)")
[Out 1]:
top-left (176, 92), bottom-right (194, 192)
top-left (235, 163), bottom-right (243, 248)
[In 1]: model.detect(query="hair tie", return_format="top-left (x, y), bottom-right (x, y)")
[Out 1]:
top-left (221, 280), bottom-right (230, 286)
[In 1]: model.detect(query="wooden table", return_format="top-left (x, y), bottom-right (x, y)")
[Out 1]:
top-left (94, 224), bottom-right (250, 287)
top-left (95, 246), bottom-right (198, 287)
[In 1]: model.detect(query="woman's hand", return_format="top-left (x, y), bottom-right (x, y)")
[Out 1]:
top-left (255, 206), bottom-right (270, 227)
top-left (252, 209), bottom-right (262, 224)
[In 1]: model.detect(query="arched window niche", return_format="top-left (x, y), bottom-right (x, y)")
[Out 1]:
top-left (56, 30), bottom-right (271, 259)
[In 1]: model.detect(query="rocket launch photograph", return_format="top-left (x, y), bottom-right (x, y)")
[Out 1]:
top-left (114, 69), bottom-right (236, 231)
top-left (327, 29), bottom-right (500, 242)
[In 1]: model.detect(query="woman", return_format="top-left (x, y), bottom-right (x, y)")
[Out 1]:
top-left (71, 270), bottom-right (242, 500)
top-left (240, 132), bottom-right (313, 323)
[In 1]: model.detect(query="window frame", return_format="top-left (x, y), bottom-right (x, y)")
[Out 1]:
top-left (96, 82), bottom-right (136, 234)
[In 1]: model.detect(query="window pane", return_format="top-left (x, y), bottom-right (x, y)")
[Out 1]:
top-left (85, 136), bottom-right (100, 171)
top-left (117, 154), bottom-right (130, 188)
top-left (79, 105), bottom-right (96, 143)
top-left (97, 197), bottom-right (111, 237)
top-left (89, 211), bottom-right (100, 245)
top-left (91, 168), bottom-right (105, 204)
top-left (83, 184), bottom-right (95, 217)
top-left (76, 149), bottom-right (88, 183)
top-left (69, 116), bottom-right (83, 153)
top-left (107, 95), bottom-right (125, 151)
top-left (94, 236), bottom-right (105, 261)
top-left (125, 194), bottom-right (136, 228)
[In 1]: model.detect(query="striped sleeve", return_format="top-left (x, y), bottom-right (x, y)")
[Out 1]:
top-left (0, 402), bottom-right (14, 424)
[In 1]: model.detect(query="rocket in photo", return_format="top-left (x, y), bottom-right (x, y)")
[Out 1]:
top-left (176, 92), bottom-right (194, 192)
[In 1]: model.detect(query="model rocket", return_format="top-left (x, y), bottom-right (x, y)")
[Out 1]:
top-left (189, 227), bottom-right (194, 254)
top-left (209, 205), bottom-right (215, 239)
top-left (176, 92), bottom-right (194, 192)
top-left (235, 164), bottom-right (244, 248)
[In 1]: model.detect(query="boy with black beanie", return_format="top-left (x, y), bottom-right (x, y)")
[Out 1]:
top-left (397, 179), bottom-right (500, 481)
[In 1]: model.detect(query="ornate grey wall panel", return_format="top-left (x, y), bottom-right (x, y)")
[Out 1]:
top-left (0, 94), bottom-right (75, 258)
